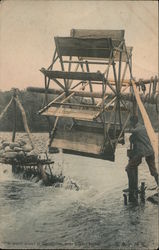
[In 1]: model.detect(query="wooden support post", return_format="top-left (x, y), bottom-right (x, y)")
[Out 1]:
top-left (68, 63), bottom-right (80, 89)
top-left (132, 93), bottom-right (138, 194)
top-left (12, 90), bottom-right (17, 142)
top-left (0, 97), bottom-right (13, 121)
top-left (127, 90), bottom-right (139, 202)
top-left (15, 96), bottom-right (34, 149)
top-left (85, 61), bottom-right (95, 104)
top-left (44, 76), bottom-right (52, 138)
top-left (12, 98), bottom-right (16, 142)
top-left (117, 50), bottom-right (122, 130)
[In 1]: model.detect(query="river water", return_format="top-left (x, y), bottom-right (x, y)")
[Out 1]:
top-left (0, 132), bottom-right (158, 249)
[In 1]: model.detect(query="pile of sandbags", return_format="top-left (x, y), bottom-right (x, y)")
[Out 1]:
top-left (0, 139), bottom-right (37, 163)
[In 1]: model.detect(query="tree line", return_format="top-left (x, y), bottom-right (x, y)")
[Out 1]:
top-left (0, 89), bottom-right (158, 132)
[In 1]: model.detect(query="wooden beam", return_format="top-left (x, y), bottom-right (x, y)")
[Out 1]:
top-left (40, 68), bottom-right (104, 81)
top-left (52, 78), bottom-right (65, 90)
top-left (62, 60), bottom-right (110, 65)
top-left (15, 96), bottom-right (34, 149)
top-left (38, 92), bottom-right (66, 114)
top-left (27, 87), bottom-right (159, 104)
top-left (85, 61), bottom-right (95, 104)
top-left (132, 80), bottom-right (158, 156)
top-left (48, 102), bottom-right (98, 109)
top-left (78, 47), bottom-right (133, 62)
top-left (93, 97), bottom-right (117, 120)
top-left (0, 97), bottom-right (13, 121)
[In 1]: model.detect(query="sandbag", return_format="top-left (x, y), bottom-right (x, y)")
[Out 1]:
top-left (22, 145), bottom-right (32, 152)
top-left (17, 151), bottom-right (25, 156)
top-left (4, 152), bottom-right (18, 159)
top-left (2, 141), bottom-right (10, 148)
top-left (17, 140), bottom-right (26, 146)
top-left (27, 150), bottom-right (37, 157)
top-left (5, 146), bottom-right (13, 152)
top-left (9, 142), bottom-right (20, 149)
top-left (0, 149), bottom-right (4, 156)
top-left (14, 147), bottom-right (23, 152)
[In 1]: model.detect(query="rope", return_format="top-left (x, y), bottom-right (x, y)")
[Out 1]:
top-left (0, 97), bottom-right (14, 121)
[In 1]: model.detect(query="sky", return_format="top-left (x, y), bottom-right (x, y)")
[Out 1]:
top-left (0, 0), bottom-right (158, 91)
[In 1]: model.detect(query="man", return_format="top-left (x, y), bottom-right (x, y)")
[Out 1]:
top-left (126, 115), bottom-right (158, 187)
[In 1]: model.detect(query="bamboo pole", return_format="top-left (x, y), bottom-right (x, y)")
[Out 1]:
top-left (132, 80), bottom-right (158, 157)
top-left (0, 97), bottom-right (13, 121)
top-left (14, 96), bottom-right (34, 149)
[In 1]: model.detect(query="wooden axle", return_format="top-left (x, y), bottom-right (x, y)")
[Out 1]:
top-left (27, 86), bottom-right (159, 104)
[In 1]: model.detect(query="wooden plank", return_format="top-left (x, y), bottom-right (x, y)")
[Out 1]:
top-left (54, 37), bottom-right (112, 58)
top-left (50, 127), bottom-right (117, 161)
top-left (48, 102), bottom-right (99, 109)
top-left (41, 104), bottom-right (127, 116)
top-left (71, 29), bottom-right (125, 47)
top-left (52, 138), bottom-right (102, 154)
top-left (41, 107), bottom-right (98, 120)
top-left (51, 129), bottom-right (104, 154)
top-left (79, 47), bottom-right (133, 62)
top-left (40, 68), bottom-right (104, 81)
top-left (55, 37), bottom-right (111, 49)
top-left (132, 80), bottom-right (158, 156)
top-left (62, 60), bottom-right (109, 65)
top-left (54, 129), bottom-right (104, 145)
top-left (61, 149), bottom-right (115, 161)
top-left (71, 29), bottom-right (125, 39)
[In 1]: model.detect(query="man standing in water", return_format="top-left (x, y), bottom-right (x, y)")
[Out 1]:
top-left (125, 116), bottom-right (158, 194)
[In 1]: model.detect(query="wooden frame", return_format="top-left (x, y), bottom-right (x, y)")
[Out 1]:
top-left (38, 29), bottom-right (134, 161)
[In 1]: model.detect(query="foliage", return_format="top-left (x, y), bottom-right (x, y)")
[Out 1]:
top-left (0, 90), bottom-right (50, 132)
top-left (0, 90), bottom-right (158, 132)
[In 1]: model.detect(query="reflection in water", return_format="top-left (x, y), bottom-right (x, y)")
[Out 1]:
top-left (0, 132), bottom-right (158, 249)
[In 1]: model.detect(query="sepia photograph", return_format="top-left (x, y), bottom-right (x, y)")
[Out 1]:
top-left (0, 0), bottom-right (158, 249)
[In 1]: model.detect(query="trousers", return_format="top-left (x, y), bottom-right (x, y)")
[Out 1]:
top-left (126, 153), bottom-right (158, 177)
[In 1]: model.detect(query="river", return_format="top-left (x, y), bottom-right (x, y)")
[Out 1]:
top-left (0, 132), bottom-right (158, 249)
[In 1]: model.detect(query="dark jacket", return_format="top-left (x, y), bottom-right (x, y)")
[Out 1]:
top-left (129, 123), bottom-right (154, 157)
